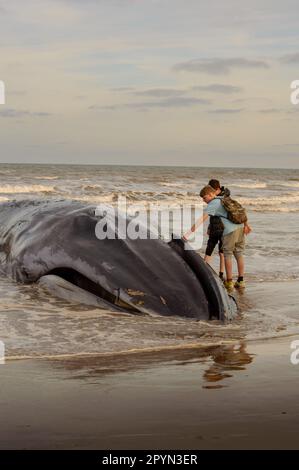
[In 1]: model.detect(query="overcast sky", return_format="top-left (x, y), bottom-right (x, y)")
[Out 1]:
top-left (0, 0), bottom-right (299, 168)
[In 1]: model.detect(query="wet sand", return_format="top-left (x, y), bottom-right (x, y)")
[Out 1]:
top-left (1, 334), bottom-right (299, 449)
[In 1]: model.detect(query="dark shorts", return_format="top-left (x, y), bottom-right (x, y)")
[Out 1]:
top-left (205, 234), bottom-right (223, 256)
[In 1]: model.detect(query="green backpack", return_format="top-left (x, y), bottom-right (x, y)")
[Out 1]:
top-left (219, 196), bottom-right (247, 224)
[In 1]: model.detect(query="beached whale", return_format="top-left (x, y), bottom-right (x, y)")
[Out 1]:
top-left (0, 199), bottom-right (237, 320)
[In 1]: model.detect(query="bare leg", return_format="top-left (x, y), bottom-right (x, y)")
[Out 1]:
top-left (225, 257), bottom-right (233, 281)
top-left (219, 253), bottom-right (225, 274)
top-left (204, 254), bottom-right (212, 264)
top-left (235, 255), bottom-right (244, 277)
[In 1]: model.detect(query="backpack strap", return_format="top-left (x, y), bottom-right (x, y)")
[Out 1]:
top-left (214, 196), bottom-right (228, 219)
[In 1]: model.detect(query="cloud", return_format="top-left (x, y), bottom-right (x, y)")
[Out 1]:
top-left (9, 90), bottom-right (27, 96)
top-left (90, 96), bottom-right (211, 111)
top-left (132, 88), bottom-right (185, 98)
top-left (111, 87), bottom-right (136, 92)
top-left (280, 52), bottom-right (299, 64)
top-left (272, 143), bottom-right (299, 148)
top-left (191, 83), bottom-right (243, 94)
top-left (173, 58), bottom-right (269, 75)
top-left (0, 108), bottom-right (51, 118)
top-left (90, 104), bottom-right (117, 110)
top-left (127, 97), bottom-right (211, 108)
top-left (110, 85), bottom-right (242, 101)
top-left (208, 108), bottom-right (243, 114)
top-left (232, 96), bottom-right (272, 104)
top-left (4, 0), bottom-right (83, 29)
top-left (258, 108), bottom-right (282, 114)
top-left (286, 107), bottom-right (299, 114)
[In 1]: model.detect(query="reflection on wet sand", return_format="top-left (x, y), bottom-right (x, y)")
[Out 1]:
top-left (203, 343), bottom-right (254, 389)
top-left (45, 341), bottom-right (254, 390)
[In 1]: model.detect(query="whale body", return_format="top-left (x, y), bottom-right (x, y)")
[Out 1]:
top-left (0, 199), bottom-right (237, 320)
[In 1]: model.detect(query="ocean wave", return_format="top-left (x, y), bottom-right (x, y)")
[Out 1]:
top-left (2, 177), bottom-right (299, 215)
top-left (239, 192), bottom-right (299, 206)
top-left (160, 182), bottom-right (184, 188)
top-left (5, 327), bottom-right (299, 361)
top-left (71, 193), bottom-right (203, 210)
top-left (275, 181), bottom-right (299, 188)
top-left (230, 182), bottom-right (268, 189)
top-left (251, 207), bottom-right (299, 212)
top-left (5, 341), bottom-right (237, 361)
top-left (1, 187), bottom-right (298, 213)
top-left (70, 190), bottom-right (299, 213)
top-left (81, 184), bottom-right (103, 192)
top-left (0, 184), bottom-right (56, 194)
top-left (72, 194), bottom-right (119, 204)
top-left (33, 176), bottom-right (59, 180)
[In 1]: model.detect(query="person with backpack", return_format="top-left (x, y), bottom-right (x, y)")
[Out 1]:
top-left (183, 185), bottom-right (251, 290)
top-left (204, 179), bottom-right (231, 280)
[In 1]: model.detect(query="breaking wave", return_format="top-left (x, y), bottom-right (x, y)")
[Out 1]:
top-left (0, 184), bottom-right (56, 194)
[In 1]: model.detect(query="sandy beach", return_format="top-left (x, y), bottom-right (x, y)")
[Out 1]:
top-left (1, 315), bottom-right (299, 449)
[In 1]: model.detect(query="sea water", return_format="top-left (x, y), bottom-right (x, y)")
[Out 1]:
top-left (0, 164), bottom-right (298, 360)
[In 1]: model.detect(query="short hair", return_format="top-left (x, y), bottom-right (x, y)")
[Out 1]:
top-left (208, 179), bottom-right (221, 190)
top-left (200, 185), bottom-right (216, 198)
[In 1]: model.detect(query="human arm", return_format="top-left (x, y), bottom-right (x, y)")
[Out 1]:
top-left (183, 213), bottom-right (209, 241)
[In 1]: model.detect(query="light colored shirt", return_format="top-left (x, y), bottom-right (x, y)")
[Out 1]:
top-left (204, 197), bottom-right (242, 236)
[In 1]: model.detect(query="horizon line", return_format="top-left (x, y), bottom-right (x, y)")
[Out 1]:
top-left (0, 161), bottom-right (298, 171)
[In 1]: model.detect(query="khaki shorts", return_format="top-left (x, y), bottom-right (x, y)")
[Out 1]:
top-left (222, 227), bottom-right (245, 259)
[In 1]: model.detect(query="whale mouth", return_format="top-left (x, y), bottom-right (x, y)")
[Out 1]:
top-left (46, 267), bottom-right (140, 312)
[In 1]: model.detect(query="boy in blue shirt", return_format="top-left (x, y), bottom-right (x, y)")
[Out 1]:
top-left (184, 185), bottom-right (251, 290)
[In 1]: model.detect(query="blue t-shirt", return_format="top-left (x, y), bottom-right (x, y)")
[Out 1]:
top-left (204, 197), bottom-right (242, 236)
